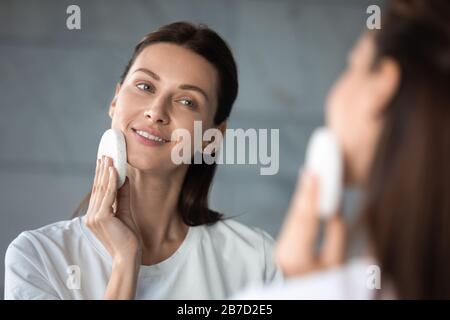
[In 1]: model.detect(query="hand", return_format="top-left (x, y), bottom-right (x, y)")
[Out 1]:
top-left (85, 156), bottom-right (141, 265)
top-left (275, 169), bottom-right (346, 277)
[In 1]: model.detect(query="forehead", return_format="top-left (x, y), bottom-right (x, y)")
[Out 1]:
top-left (130, 43), bottom-right (218, 94)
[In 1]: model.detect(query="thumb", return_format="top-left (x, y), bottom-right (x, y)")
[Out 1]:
top-left (320, 214), bottom-right (346, 268)
top-left (116, 177), bottom-right (131, 214)
top-left (275, 169), bottom-right (320, 276)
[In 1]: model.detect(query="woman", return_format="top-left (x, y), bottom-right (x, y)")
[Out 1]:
top-left (4, 22), bottom-right (281, 299)
top-left (238, 0), bottom-right (450, 299)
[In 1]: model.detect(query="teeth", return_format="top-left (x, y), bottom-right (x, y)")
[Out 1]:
top-left (135, 130), bottom-right (165, 142)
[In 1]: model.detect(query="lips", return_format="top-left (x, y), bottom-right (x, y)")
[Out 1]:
top-left (131, 127), bottom-right (170, 146)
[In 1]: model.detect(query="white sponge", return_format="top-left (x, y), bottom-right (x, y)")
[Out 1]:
top-left (96, 128), bottom-right (127, 189)
top-left (304, 127), bottom-right (343, 219)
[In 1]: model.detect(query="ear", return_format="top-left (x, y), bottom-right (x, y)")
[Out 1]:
top-left (108, 83), bottom-right (121, 119)
top-left (217, 121), bottom-right (227, 135)
top-left (370, 57), bottom-right (400, 115)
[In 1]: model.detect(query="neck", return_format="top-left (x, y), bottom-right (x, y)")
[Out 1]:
top-left (126, 164), bottom-right (189, 264)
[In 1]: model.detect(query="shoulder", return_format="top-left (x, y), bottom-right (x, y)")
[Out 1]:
top-left (201, 218), bottom-right (275, 251)
top-left (234, 257), bottom-right (377, 299)
top-left (5, 217), bottom-right (84, 262)
top-left (4, 218), bottom-right (83, 300)
top-left (197, 219), bottom-right (282, 282)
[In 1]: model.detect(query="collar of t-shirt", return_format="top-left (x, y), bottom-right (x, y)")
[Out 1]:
top-left (79, 215), bottom-right (198, 277)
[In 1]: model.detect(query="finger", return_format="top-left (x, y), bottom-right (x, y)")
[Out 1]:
top-left (92, 156), bottom-right (107, 212)
top-left (116, 178), bottom-right (136, 232)
top-left (275, 169), bottom-right (320, 275)
top-left (112, 198), bottom-right (118, 214)
top-left (116, 177), bottom-right (131, 216)
top-left (100, 166), bottom-right (117, 215)
top-left (97, 157), bottom-right (113, 217)
top-left (87, 158), bottom-right (102, 217)
top-left (289, 170), bottom-right (320, 255)
top-left (92, 158), bottom-right (102, 192)
top-left (319, 214), bottom-right (346, 268)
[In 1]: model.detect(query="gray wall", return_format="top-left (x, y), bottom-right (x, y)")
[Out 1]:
top-left (0, 0), bottom-right (382, 296)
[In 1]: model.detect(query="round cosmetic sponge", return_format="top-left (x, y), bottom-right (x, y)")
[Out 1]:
top-left (304, 127), bottom-right (343, 219)
top-left (96, 128), bottom-right (127, 189)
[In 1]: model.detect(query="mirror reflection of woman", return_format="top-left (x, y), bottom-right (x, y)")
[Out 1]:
top-left (5, 22), bottom-right (282, 300)
top-left (239, 0), bottom-right (450, 299)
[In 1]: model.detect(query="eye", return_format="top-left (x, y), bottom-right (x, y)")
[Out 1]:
top-left (178, 98), bottom-right (195, 108)
top-left (136, 83), bottom-right (155, 93)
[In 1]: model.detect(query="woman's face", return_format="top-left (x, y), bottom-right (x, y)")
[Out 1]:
top-left (108, 43), bottom-right (219, 173)
top-left (325, 33), bottom-right (399, 186)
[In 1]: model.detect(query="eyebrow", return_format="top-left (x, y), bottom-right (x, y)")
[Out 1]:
top-left (133, 67), bottom-right (210, 101)
top-left (179, 84), bottom-right (210, 102)
top-left (133, 68), bottom-right (160, 81)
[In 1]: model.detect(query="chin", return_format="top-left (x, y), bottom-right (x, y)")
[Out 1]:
top-left (127, 154), bottom-right (170, 171)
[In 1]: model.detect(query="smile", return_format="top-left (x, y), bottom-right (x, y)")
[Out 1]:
top-left (132, 128), bottom-right (169, 146)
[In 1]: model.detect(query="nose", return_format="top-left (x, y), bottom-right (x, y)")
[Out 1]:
top-left (144, 101), bottom-right (169, 125)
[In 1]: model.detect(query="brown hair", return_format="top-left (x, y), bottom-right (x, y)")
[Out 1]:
top-left (73, 22), bottom-right (238, 226)
top-left (361, 0), bottom-right (450, 298)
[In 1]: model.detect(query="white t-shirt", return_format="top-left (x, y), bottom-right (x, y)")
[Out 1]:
top-left (4, 216), bottom-right (282, 300)
top-left (234, 257), bottom-right (394, 300)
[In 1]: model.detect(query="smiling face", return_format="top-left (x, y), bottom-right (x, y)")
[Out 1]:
top-left (108, 43), bottom-right (220, 173)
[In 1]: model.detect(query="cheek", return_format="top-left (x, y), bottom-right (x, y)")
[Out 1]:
top-left (326, 74), bottom-right (354, 141)
top-left (172, 102), bottom-right (215, 134)
top-left (170, 113), bottom-right (215, 157)
top-left (110, 101), bottom-right (127, 128)
top-left (326, 73), bottom-right (369, 165)
top-left (111, 90), bottom-right (141, 124)
top-left (118, 87), bottom-right (142, 109)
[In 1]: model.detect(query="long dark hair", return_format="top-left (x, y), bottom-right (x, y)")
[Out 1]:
top-left (361, 0), bottom-right (450, 298)
top-left (73, 22), bottom-right (238, 226)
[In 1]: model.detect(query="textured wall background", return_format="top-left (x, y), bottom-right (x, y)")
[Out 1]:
top-left (0, 0), bottom-right (382, 296)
